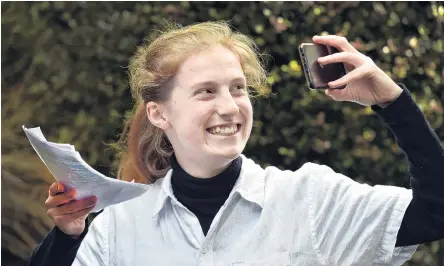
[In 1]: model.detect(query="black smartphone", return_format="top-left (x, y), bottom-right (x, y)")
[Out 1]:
top-left (298, 43), bottom-right (346, 90)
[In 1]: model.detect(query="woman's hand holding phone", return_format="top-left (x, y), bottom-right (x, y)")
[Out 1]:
top-left (311, 35), bottom-right (403, 106)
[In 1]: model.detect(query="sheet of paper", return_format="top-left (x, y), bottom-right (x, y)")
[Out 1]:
top-left (23, 126), bottom-right (149, 212)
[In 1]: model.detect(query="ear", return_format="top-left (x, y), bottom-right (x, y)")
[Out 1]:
top-left (146, 102), bottom-right (170, 130)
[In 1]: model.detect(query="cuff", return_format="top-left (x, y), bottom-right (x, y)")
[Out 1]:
top-left (371, 84), bottom-right (421, 125)
top-left (53, 225), bottom-right (88, 248)
top-left (374, 189), bottom-right (418, 265)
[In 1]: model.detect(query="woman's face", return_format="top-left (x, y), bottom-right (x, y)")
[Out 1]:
top-left (156, 45), bottom-right (253, 174)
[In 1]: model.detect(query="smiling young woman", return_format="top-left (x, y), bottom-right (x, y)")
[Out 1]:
top-left (28, 21), bottom-right (444, 266)
top-left (116, 22), bottom-right (268, 182)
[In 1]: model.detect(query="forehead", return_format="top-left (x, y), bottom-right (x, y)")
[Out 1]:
top-left (174, 45), bottom-right (245, 86)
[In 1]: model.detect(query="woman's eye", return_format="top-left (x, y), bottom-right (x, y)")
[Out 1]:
top-left (232, 85), bottom-right (247, 92)
top-left (197, 89), bottom-right (212, 94)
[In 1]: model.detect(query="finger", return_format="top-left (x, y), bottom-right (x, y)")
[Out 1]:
top-left (48, 196), bottom-right (97, 217)
top-left (53, 205), bottom-right (95, 225)
top-left (328, 67), bottom-right (367, 89)
top-left (68, 205), bottom-right (95, 220)
top-left (45, 189), bottom-right (77, 209)
top-left (325, 88), bottom-right (347, 101)
top-left (48, 182), bottom-right (66, 196)
top-left (312, 35), bottom-right (358, 53)
top-left (318, 52), bottom-right (365, 68)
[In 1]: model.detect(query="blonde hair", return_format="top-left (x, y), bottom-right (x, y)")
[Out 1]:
top-left (113, 21), bottom-right (269, 184)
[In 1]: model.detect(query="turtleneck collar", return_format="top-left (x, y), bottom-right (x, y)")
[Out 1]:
top-left (170, 155), bottom-right (242, 197)
top-left (170, 155), bottom-right (242, 235)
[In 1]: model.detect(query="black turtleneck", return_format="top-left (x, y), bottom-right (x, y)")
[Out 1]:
top-left (170, 156), bottom-right (242, 235)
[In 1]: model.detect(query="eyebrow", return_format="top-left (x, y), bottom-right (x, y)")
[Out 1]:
top-left (190, 77), bottom-right (246, 90)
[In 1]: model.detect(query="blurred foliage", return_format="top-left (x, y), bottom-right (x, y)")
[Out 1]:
top-left (2, 1), bottom-right (444, 265)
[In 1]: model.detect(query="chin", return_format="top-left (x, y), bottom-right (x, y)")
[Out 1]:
top-left (210, 145), bottom-right (244, 160)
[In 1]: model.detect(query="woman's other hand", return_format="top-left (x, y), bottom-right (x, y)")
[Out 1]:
top-left (44, 182), bottom-right (97, 238)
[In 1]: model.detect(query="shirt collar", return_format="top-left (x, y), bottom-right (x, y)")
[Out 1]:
top-left (152, 169), bottom-right (174, 218)
top-left (152, 154), bottom-right (265, 218)
top-left (232, 154), bottom-right (265, 208)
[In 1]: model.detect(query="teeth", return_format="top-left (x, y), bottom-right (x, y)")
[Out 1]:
top-left (208, 125), bottom-right (239, 136)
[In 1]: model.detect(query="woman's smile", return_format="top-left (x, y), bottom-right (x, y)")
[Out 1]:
top-left (206, 123), bottom-right (241, 136)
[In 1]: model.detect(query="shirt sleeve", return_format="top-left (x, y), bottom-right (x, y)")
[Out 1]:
top-left (308, 164), bottom-right (418, 266)
top-left (27, 226), bottom-right (88, 266)
top-left (372, 84), bottom-right (444, 246)
top-left (72, 208), bottom-right (109, 266)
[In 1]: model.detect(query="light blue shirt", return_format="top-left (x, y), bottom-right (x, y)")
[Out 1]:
top-left (73, 155), bottom-right (417, 265)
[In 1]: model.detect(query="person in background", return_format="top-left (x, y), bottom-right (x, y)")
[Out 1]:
top-left (28, 21), bottom-right (444, 266)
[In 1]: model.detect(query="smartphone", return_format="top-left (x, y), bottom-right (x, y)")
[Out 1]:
top-left (298, 43), bottom-right (346, 90)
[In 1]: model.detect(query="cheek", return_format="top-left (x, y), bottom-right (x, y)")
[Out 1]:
top-left (176, 107), bottom-right (211, 141)
top-left (238, 98), bottom-right (253, 119)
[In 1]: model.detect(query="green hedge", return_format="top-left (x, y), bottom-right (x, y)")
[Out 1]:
top-left (2, 2), bottom-right (443, 265)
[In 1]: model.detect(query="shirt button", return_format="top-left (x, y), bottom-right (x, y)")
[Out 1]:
top-left (201, 247), bottom-right (207, 254)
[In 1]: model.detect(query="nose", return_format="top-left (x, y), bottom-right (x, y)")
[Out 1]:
top-left (216, 91), bottom-right (239, 117)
